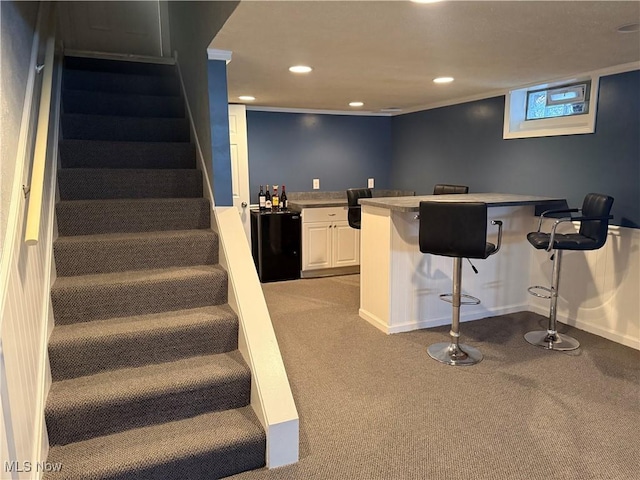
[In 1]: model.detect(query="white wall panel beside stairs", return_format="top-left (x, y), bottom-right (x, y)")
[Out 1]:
top-left (215, 207), bottom-right (300, 468)
top-left (0, 8), bottom-right (61, 473)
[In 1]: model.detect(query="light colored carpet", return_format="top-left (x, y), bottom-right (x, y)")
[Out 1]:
top-left (228, 274), bottom-right (640, 480)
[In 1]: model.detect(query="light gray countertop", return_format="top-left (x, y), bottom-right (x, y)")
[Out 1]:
top-left (288, 199), bottom-right (348, 210)
top-left (359, 193), bottom-right (565, 212)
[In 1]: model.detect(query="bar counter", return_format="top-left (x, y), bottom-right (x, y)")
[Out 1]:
top-left (358, 193), bottom-right (566, 334)
top-left (359, 193), bottom-right (564, 212)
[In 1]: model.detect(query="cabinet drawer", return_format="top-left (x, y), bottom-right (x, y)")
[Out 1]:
top-left (302, 206), bottom-right (348, 223)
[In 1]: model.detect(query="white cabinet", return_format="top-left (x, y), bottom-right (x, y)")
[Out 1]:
top-left (301, 206), bottom-right (360, 275)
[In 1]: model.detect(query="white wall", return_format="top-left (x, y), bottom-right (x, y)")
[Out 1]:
top-left (1, 2), bottom-right (60, 476)
top-left (0, 0), bottom-right (40, 261)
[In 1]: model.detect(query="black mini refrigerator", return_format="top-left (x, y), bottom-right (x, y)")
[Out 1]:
top-left (250, 209), bottom-right (301, 283)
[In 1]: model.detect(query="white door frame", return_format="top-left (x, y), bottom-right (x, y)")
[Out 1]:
top-left (228, 104), bottom-right (251, 244)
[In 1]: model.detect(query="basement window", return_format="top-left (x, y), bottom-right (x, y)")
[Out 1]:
top-left (504, 77), bottom-right (599, 139)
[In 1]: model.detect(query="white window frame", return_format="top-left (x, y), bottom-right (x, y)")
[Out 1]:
top-left (503, 75), bottom-right (599, 139)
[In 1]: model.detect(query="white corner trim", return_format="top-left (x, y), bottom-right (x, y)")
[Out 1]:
top-left (207, 48), bottom-right (232, 63)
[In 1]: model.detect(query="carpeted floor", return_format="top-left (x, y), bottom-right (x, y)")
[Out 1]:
top-left (228, 274), bottom-right (640, 480)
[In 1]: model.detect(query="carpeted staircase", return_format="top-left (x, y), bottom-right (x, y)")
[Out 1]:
top-left (44, 56), bottom-right (265, 479)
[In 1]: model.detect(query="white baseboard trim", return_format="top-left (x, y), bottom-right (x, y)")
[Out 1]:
top-left (301, 266), bottom-right (359, 279)
top-left (388, 304), bottom-right (530, 334)
top-left (360, 304), bottom-right (530, 335)
top-left (358, 308), bottom-right (391, 334)
top-left (528, 304), bottom-right (640, 350)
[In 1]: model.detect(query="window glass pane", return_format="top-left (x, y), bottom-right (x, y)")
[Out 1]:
top-left (526, 82), bottom-right (589, 121)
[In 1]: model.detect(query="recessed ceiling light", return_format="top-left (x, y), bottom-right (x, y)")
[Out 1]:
top-left (617, 23), bottom-right (639, 33)
top-left (433, 77), bottom-right (454, 84)
top-left (238, 95), bottom-right (255, 101)
top-left (411, 0), bottom-right (442, 3)
top-left (289, 65), bottom-right (313, 73)
top-left (349, 101), bottom-right (364, 107)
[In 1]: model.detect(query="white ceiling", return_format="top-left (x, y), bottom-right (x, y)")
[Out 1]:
top-left (210, 1), bottom-right (640, 114)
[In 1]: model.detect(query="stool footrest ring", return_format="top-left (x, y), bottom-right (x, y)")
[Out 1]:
top-left (439, 293), bottom-right (481, 305)
top-left (527, 285), bottom-right (552, 299)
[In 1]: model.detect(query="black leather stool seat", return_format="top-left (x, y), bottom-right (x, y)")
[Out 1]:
top-left (527, 232), bottom-right (604, 251)
top-left (420, 202), bottom-right (496, 259)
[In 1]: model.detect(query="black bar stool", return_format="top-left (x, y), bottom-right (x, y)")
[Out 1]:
top-left (419, 201), bottom-right (503, 366)
top-left (433, 184), bottom-right (469, 195)
top-left (526, 193), bottom-right (614, 351)
top-left (346, 188), bottom-right (372, 229)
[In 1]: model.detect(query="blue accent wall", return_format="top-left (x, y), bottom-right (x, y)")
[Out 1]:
top-left (208, 60), bottom-right (233, 206)
top-left (246, 111), bottom-right (392, 203)
top-left (390, 70), bottom-right (640, 228)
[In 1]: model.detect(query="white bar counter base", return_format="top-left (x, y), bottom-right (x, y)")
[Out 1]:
top-left (358, 193), bottom-right (564, 334)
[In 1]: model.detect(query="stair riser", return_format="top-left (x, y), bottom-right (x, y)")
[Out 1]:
top-left (107, 444), bottom-right (266, 480)
top-left (52, 273), bottom-right (228, 325)
top-left (54, 234), bottom-right (217, 277)
top-left (46, 375), bottom-right (251, 446)
top-left (49, 319), bottom-right (238, 381)
top-left (63, 70), bottom-right (180, 96)
top-left (62, 115), bottom-right (190, 143)
top-left (56, 199), bottom-right (210, 236)
top-left (63, 90), bottom-right (185, 118)
top-left (59, 140), bottom-right (196, 170)
top-left (44, 407), bottom-right (266, 480)
top-left (58, 169), bottom-right (203, 201)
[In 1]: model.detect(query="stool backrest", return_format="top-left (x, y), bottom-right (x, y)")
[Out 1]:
top-left (433, 184), bottom-right (469, 195)
top-left (419, 201), bottom-right (488, 258)
top-left (579, 193), bottom-right (614, 248)
top-left (347, 188), bottom-right (373, 229)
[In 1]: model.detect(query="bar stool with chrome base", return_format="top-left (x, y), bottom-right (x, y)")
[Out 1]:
top-left (419, 201), bottom-right (503, 366)
top-left (525, 193), bottom-right (614, 351)
top-left (346, 188), bottom-right (372, 229)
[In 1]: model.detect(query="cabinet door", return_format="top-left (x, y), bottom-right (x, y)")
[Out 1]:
top-left (332, 221), bottom-right (360, 267)
top-left (302, 222), bottom-right (332, 270)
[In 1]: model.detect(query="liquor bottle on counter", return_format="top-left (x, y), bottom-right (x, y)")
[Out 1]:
top-left (272, 185), bottom-right (279, 211)
top-left (258, 185), bottom-right (266, 210)
top-left (265, 185), bottom-right (272, 210)
top-left (280, 185), bottom-right (288, 210)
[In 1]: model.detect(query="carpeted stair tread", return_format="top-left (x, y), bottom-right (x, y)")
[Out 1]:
top-left (62, 113), bottom-right (190, 142)
top-left (58, 168), bottom-right (203, 200)
top-left (63, 69), bottom-right (180, 96)
top-left (46, 351), bottom-right (252, 445)
top-left (62, 89), bottom-right (185, 118)
top-left (59, 140), bottom-right (196, 169)
top-left (51, 265), bottom-right (228, 325)
top-left (56, 198), bottom-right (210, 235)
top-left (46, 56), bottom-right (266, 477)
top-left (44, 406), bottom-right (266, 480)
top-left (48, 305), bottom-right (239, 380)
top-left (54, 229), bottom-right (218, 276)
top-left (64, 56), bottom-right (177, 76)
